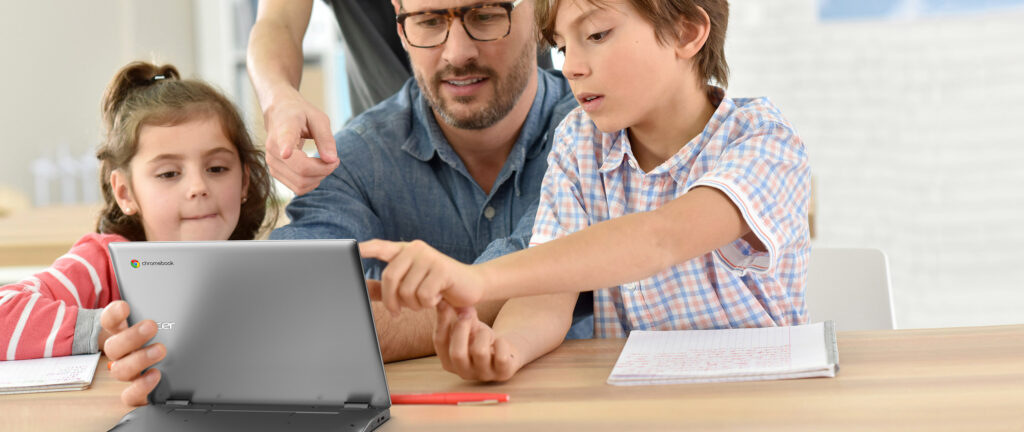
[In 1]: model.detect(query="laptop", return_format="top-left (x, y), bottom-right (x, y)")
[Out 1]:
top-left (107, 240), bottom-right (390, 432)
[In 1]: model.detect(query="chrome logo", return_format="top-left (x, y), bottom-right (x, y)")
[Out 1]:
top-left (130, 259), bottom-right (140, 269)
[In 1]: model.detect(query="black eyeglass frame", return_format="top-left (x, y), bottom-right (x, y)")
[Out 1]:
top-left (396, 0), bottom-right (524, 48)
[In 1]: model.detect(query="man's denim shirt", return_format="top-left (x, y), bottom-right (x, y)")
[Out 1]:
top-left (271, 69), bottom-right (577, 279)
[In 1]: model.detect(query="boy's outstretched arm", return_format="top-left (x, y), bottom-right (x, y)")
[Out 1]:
top-left (361, 240), bottom-right (487, 314)
top-left (481, 186), bottom-right (751, 298)
top-left (361, 186), bottom-right (749, 310)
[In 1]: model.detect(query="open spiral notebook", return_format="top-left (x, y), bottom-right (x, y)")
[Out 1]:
top-left (608, 321), bottom-right (839, 386)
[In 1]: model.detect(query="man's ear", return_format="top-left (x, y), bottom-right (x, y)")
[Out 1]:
top-left (393, 0), bottom-right (409, 51)
top-left (397, 24), bottom-right (409, 51)
top-left (675, 7), bottom-right (711, 60)
top-left (110, 169), bottom-right (139, 216)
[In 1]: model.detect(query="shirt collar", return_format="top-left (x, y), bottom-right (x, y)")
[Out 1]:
top-left (598, 129), bottom-right (629, 174)
top-left (663, 87), bottom-right (732, 184)
top-left (597, 87), bottom-right (734, 184)
top-left (402, 85), bottom-right (448, 163)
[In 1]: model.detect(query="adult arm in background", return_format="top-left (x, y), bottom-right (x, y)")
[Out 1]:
top-left (247, 0), bottom-right (339, 195)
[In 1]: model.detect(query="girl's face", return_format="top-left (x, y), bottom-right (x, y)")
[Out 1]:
top-left (552, 0), bottom-right (691, 133)
top-left (111, 116), bottom-right (248, 241)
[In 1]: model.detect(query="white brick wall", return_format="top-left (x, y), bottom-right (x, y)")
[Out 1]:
top-left (726, 1), bottom-right (1024, 328)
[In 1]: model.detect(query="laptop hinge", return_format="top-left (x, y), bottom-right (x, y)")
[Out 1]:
top-left (343, 402), bottom-right (370, 409)
top-left (165, 400), bottom-right (190, 406)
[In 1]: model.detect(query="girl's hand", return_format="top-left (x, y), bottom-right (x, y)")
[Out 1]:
top-left (99, 301), bottom-right (165, 406)
top-left (360, 239), bottom-right (486, 315)
top-left (433, 302), bottom-right (522, 382)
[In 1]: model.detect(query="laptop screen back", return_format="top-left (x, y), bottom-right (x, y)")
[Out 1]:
top-left (108, 240), bottom-right (390, 409)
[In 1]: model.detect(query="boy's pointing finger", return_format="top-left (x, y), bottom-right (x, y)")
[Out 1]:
top-left (358, 239), bottom-right (405, 262)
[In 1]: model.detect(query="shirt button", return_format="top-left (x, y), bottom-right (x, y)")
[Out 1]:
top-left (484, 206), bottom-right (496, 220)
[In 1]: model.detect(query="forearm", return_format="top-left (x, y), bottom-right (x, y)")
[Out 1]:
top-left (246, 0), bottom-right (310, 110)
top-left (480, 187), bottom-right (749, 300)
top-left (492, 293), bottom-right (577, 368)
top-left (0, 289), bottom-right (77, 359)
top-left (374, 299), bottom-right (505, 362)
top-left (1, 235), bottom-right (117, 359)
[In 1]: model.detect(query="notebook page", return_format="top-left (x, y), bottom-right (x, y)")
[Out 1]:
top-left (609, 322), bottom-right (831, 382)
top-left (0, 353), bottom-right (100, 394)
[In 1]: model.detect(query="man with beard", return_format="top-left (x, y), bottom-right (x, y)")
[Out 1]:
top-left (248, 0), bottom-right (553, 195)
top-left (255, 0), bottom-right (588, 362)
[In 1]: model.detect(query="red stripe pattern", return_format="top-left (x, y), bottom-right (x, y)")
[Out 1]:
top-left (1, 233), bottom-right (126, 360)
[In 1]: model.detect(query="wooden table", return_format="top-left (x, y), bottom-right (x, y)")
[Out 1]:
top-left (2, 325), bottom-right (1023, 431)
top-left (0, 204), bottom-right (102, 266)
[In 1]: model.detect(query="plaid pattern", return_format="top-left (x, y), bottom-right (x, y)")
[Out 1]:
top-left (530, 88), bottom-right (811, 338)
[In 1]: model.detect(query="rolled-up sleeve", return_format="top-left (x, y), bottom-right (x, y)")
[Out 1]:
top-left (688, 121), bottom-right (810, 276)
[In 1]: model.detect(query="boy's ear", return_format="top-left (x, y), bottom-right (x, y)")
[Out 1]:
top-left (674, 7), bottom-right (711, 60)
top-left (110, 170), bottom-right (139, 215)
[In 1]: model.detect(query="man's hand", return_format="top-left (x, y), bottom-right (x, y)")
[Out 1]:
top-left (360, 239), bottom-right (487, 315)
top-left (99, 301), bottom-right (165, 406)
top-left (263, 87), bottom-right (339, 195)
top-left (433, 302), bottom-right (522, 382)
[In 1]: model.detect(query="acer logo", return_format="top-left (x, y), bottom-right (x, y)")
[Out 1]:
top-left (156, 322), bottom-right (176, 330)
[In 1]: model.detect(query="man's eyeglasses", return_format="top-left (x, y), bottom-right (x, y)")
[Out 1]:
top-left (396, 0), bottom-right (524, 48)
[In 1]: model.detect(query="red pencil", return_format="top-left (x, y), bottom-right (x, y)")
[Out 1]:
top-left (390, 392), bottom-right (510, 405)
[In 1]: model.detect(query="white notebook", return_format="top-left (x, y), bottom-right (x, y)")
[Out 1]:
top-left (608, 321), bottom-right (839, 386)
top-left (0, 353), bottom-right (101, 395)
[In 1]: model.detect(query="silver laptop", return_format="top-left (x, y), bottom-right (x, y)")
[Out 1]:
top-left (107, 240), bottom-right (390, 432)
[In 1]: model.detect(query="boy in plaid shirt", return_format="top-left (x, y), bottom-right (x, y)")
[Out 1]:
top-left (363, 0), bottom-right (810, 381)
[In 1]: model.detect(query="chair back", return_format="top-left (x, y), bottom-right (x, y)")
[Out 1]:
top-left (804, 247), bottom-right (896, 330)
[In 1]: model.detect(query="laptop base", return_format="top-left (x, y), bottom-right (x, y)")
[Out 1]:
top-left (109, 404), bottom-right (389, 432)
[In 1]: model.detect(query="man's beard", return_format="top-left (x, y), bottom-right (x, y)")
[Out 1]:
top-left (415, 41), bottom-right (533, 130)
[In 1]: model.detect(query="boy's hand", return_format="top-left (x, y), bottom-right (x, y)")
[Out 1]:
top-left (433, 302), bottom-right (522, 382)
top-left (99, 300), bottom-right (165, 407)
top-left (360, 239), bottom-right (486, 315)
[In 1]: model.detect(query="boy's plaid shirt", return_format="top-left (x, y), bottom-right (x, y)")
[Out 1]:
top-left (530, 89), bottom-right (812, 337)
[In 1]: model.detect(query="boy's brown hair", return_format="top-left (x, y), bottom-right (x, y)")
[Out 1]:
top-left (536, 0), bottom-right (730, 88)
top-left (96, 61), bottom-right (277, 241)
